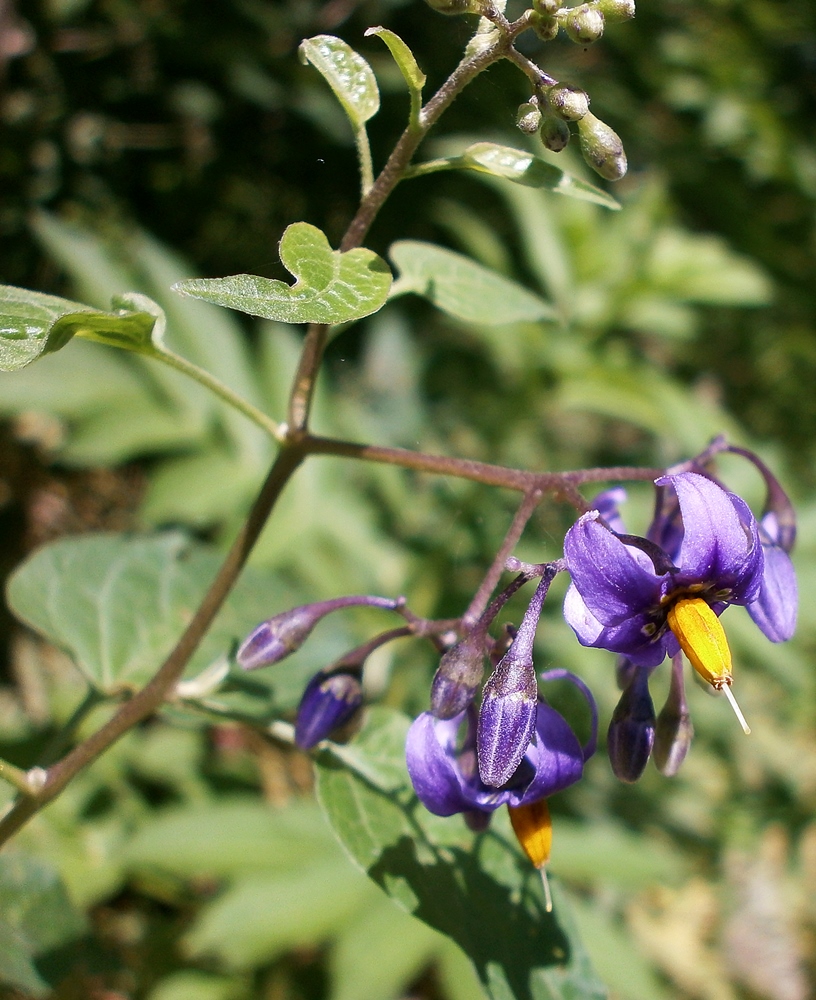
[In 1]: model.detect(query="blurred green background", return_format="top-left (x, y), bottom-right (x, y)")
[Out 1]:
top-left (1, 0), bottom-right (815, 997)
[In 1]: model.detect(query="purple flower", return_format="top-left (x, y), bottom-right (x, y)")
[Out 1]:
top-left (563, 471), bottom-right (796, 669)
top-left (406, 669), bottom-right (597, 819)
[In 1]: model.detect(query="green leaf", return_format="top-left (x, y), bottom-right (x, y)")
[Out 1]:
top-left (5, 533), bottom-right (288, 694)
top-left (299, 35), bottom-right (380, 131)
top-left (364, 27), bottom-right (426, 97)
top-left (389, 241), bottom-right (556, 324)
top-left (173, 223), bottom-right (392, 325)
top-left (414, 143), bottom-right (619, 210)
top-left (0, 921), bottom-right (48, 997)
top-left (0, 284), bottom-right (158, 371)
top-left (0, 854), bottom-right (86, 996)
top-left (315, 708), bottom-right (608, 1000)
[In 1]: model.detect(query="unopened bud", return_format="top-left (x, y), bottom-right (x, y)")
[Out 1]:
top-left (237, 595), bottom-right (400, 670)
top-left (577, 111), bottom-right (627, 180)
top-left (516, 101), bottom-right (543, 135)
top-left (607, 667), bottom-right (655, 782)
top-left (548, 85), bottom-right (590, 121)
top-left (530, 11), bottom-right (559, 40)
top-left (295, 668), bottom-right (363, 749)
top-left (653, 654), bottom-right (694, 776)
top-left (561, 3), bottom-right (605, 43)
top-left (540, 114), bottom-right (571, 152)
top-left (237, 605), bottom-right (326, 670)
top-left (477, 571), bottom-right (556, 787)
top-left (594, 0), bottom-right (635, 21)
top-left (431, 630), bottom-right (487, 719)
top-left (533, 0), bottom-right (559, 13)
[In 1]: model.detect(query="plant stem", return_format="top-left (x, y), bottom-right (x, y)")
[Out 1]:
top-left (155, 347), bottom-right (284, 440)
top-left (355, 127), bottom-right (375, 198)
top-left (0, 759), bottom-right (39, 797)
top-left (305, 434), bottom-right (665, 492)
top-left (287, 11), bottom-right (533, 434)
top-left (462, 488), bottom-right (544, 628)
top-left (0, 444), bottom-right (305, 847)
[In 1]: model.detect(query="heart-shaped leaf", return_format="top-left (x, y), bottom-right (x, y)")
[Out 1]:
top-left (299, 35), bottom-right (380, 131)
top-left (173, 223), bottom-right (392, 326)
top-left (390, 241), bottom-right (556, 324)
top-left (315, 708), bottom-right (608, 1000)
top-left (5, 533), bottom-right (290, 695)
top-left (0, 284), bottom-right (159, 371)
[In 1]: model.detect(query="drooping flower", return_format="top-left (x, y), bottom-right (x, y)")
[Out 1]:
top-left (407, 669), bottom-right (596, 899)
top-left (563, 469), bottom-right (797, 734)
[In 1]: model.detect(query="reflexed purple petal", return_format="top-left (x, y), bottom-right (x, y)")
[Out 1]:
top-left (405, 713), bottom-right (475, 816)
top-left (294, 671), bottom-right (362, 749)
top-left (747, 544), bottom-right (798, 642)
top-left (659, 474), bottom-right (761, 594)
top-left (591, 486), bottom-right (628, 534)
top-left (540, 667), bottom-right (599, 760)
top-left (564, 513), bottom-right (663, 626)
top-left (516, 702), bottom-right (585, 804)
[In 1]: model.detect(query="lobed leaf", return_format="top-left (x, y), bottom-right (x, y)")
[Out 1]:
top-left (299, 35), bottom-right (380, 131)
top-left (315, 708), bottom-right (608, 1000)
top-left (173, 222), bottom-right (392, 325)
top-left (0, 284), bottom-right (158, 371)
top-left (390, 241), bottom-right (556, 324)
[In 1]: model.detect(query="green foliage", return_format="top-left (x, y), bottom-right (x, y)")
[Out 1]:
top-left (0, 284), bottom-right (157, 371)
top-left (299, 36), bottom-right (381, 133)
top-left (0, 854), bottom-right (85, 996)
top-left (6, 533), bottom-right (284, 693)
top-left (316, 709), bottom-right (607, 1000)
top-left (175, 223), bottom-right (393, 326)
top-left (390, 241), bottom-right (556, 323)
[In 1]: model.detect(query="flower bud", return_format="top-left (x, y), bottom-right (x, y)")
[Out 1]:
top-left (237, 605), bottom-right (326, 670)
top-left (547, 85), bottom-right (590, 122)
top-left (577, 111), bottom-right (627, 180)
top-left (237, 595), bottom-right (400, 670)
top-left (561, 4), bottom-right (605, 44)
top-left (653, 655), bottom-right (694, 776)
top-left (477, 654), bottom-right (538, 787)
top-left (530, 11), bottom-right (559, 41)
top-left (533, 0), bottom-right (559, 13)
top-left (516, 101), bottom-right (543, 135)
top-left (295, 668), bottom-right (363, 749)
top-left (431, 630), bottom-right (487, 720)
top-left (594, 0), bottom-right (635, 21)
top-left (540, 114), bottom-right (571, 152)
top-left (607, 666), bottom-right (655, 782)
top-left (476, 571), bottom-right (556, 787)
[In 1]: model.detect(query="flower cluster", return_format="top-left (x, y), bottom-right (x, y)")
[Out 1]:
top-left (235, 443), bottom-right (797, 886)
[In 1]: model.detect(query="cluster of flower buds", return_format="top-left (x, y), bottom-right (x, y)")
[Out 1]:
top-left (515, 83), bottom-right (627, 179)
top-left (531, 0), bottom-right (635, 45)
